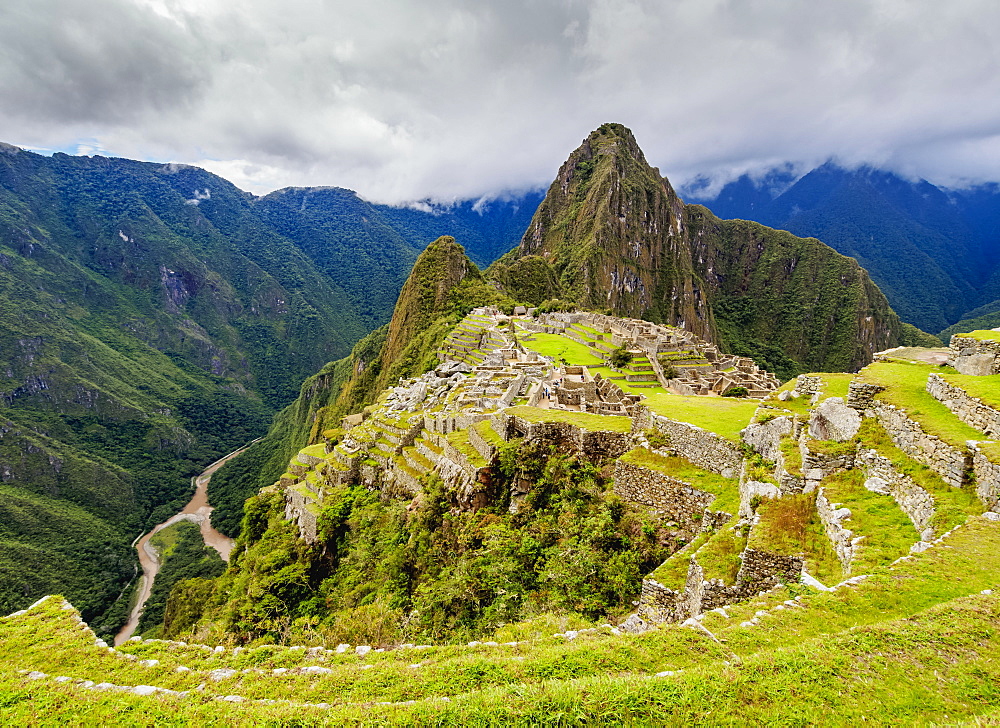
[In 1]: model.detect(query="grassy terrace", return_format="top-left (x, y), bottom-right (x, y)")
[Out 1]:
top-left (519, 331), bottom-right (604, 365)
top-left (859, 361), bottom-right (993, 453)
top-left (588, 365), bottom-right (667, 395)
top-left (8, 518), bottom-right (1000, 723)
top-left (954, 329), bottom-right (1000, 341)
top-left (820, 469), bottom-right (918, 572)
top-left (939, 370), bottom-right (1000, 411)
top-left (298, 442), bottom-right (328, 458)
top-left (857, 419), bottom-right (983, 532)
top-left (749, 493), bottom-right (844, 585)
top-left (472, 419), bottom-right (505, 447)
top-left (618, 447), bottom-right (739, 515)
top-left (642, 392), bottom-right (758, 441)
top-left (445, 429), bottom-right (488, 468)
top-left (504, 405), bottom-right (632, 433)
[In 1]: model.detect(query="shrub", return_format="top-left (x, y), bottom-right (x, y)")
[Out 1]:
top-left (608, 346), bottom-right (633, 369)
top-left (722, 386), bottom-right (749, 398)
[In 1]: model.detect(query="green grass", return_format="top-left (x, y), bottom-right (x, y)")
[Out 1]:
top-left (588, 365), bottom-right (667, 395)
top-left (820, 469), bottom-right (919, 573)
top-left (7, 517), bottom-right (1000, 723)
top-left (648, 535), bottom-right (703, 588)
top-left (445, 430), bottom-right (488, 468)
top-left (642, 392), bottom-right (759, 441)
top-left (955, 329), bottom-right (1000, 341)
top-left (519, 332), bottom-right (604, 365)
top-left (857, 419), bottom-right (983, 533)
top-left (779, 435), bottom-right (803, 476)
top-left (472, 420), bottom-right (505, 448)
top-left (749, 493), bottom-right (844, 584)
top-left (505, 406), bottom-right (633, 433)
top-left (617, 448), bottom-right (739, 514)
top-left (695, 519), bottom-right (745, 583)
top-left (939, 370), bottom-right (1000, 411)
top-left (859, 361), bottom-right (989, 451)
top-left (299, 443), bottom-right (328, 458)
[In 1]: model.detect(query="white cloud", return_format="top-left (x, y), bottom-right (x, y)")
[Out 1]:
top-left (1, 0), bottom-right (999, 201)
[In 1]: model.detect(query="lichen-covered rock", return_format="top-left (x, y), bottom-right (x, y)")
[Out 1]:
top-left (808, 397), bottom-right (861, 442)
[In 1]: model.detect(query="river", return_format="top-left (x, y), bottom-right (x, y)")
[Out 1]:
top-left (113, 443), bottom-right (252, 645)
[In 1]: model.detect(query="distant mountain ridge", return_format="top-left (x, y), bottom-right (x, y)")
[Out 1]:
top-left (685, 164), bottom-right (1000, 334)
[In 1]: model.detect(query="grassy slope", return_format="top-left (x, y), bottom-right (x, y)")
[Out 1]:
top-left (859, 360), bottom-right (989, 449)
top-left (642, 392), bottom-right (759, 441)
top-left (2, 517), bottom-right (999, 723)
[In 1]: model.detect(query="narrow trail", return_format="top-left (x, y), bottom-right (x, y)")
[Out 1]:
top-left (113, 442), bottom-right (255, 646)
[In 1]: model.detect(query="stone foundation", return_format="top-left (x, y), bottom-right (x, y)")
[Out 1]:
top-left (949, 334), bottom-right (1000, 376)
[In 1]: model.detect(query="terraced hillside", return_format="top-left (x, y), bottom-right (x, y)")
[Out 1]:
top-left (4, 324), bottom-right (1000, 721)
top-left (3, 514), bottom-right (999, 723)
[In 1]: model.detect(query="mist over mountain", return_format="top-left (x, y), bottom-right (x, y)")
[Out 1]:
top-left (685, 165), bottom-right (1000, 334)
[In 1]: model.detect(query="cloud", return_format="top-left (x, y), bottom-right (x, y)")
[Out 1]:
top-left (1, 0), bottom-right (999, 201)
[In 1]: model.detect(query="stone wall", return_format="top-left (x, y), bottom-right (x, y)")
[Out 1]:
top-left (285, 487), bottom-right (319, 544)
top-left (633, 407), bottom-right (742, 478)
top-left (872, 402), bottom-right (970, 488)
top-left (733, 548), bottom-right (804, 597)
top-left (926, 373), bottom-right (1000, 439)
top-left (815, 488), bottom-right (861, 571)
top-left (801, 441), bottom-right (856, 492)
top-left (795, 375), bottom-right (823, 398)
top-left (613, 459), bottom-right (718, 541)
top-left (970, 442), bottom-right (1000, 513)
top-left (846, 381), bottom-right (885, 412)
top-left (466, 422), bottom-right (498, 463)
top-left (856, 448), bottom-right (936, 538)
top-left (497, 413), bottom-right (634, 461)
top-left (949, 334), bottom-right (1000, 376)
top-left (634, 578), bottom-right (685, 624)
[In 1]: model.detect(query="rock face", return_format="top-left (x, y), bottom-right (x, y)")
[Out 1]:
top-left (808, 398), bottom-right (862, 442)
top-left (492, 123), bottom-right (905, 376)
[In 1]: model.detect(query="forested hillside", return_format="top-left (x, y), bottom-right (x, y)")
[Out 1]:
top-left (687, 164), bottom-right (1000, 334)
top-left (0, 146), bottom-right (534, 634)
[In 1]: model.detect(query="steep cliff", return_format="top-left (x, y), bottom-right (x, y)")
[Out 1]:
top-left (491, 124), bottom-right (906, 376)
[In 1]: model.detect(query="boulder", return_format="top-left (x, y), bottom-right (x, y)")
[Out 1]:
top-left (954, 353), bottom-right (996, 376)
top-left (808, 397), bottom-right (861, 442)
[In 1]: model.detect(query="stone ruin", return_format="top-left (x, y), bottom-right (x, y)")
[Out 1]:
top-left (524, 310), bottom-right (780, 397)
top-left (949, 331), bottom-right (1000, 376)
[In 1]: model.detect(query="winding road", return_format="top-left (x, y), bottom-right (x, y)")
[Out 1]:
top-left (113, 443), bottom-right (253, 646)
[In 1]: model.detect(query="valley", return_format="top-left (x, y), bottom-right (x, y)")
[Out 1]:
top-left (114, 443), bottom-right (252, 646)
top-left (2, 124), bottom-right (999, 724)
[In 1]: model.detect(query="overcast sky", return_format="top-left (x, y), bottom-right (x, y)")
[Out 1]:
top-left (2, 0), bottom-right (999, 203)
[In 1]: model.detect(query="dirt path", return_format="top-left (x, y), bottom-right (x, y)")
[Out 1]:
top-left (113, 442), bottom-right (255, 646)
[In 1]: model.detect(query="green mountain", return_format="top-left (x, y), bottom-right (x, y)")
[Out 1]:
top-left (491, 124), bottom-right (908, 378)
top-left (687, 164), bottom-right (1000, 334)
top-left (207, 236), bottom-right (513, 535)
top-left (0, 147), bottom-right (532, 634)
